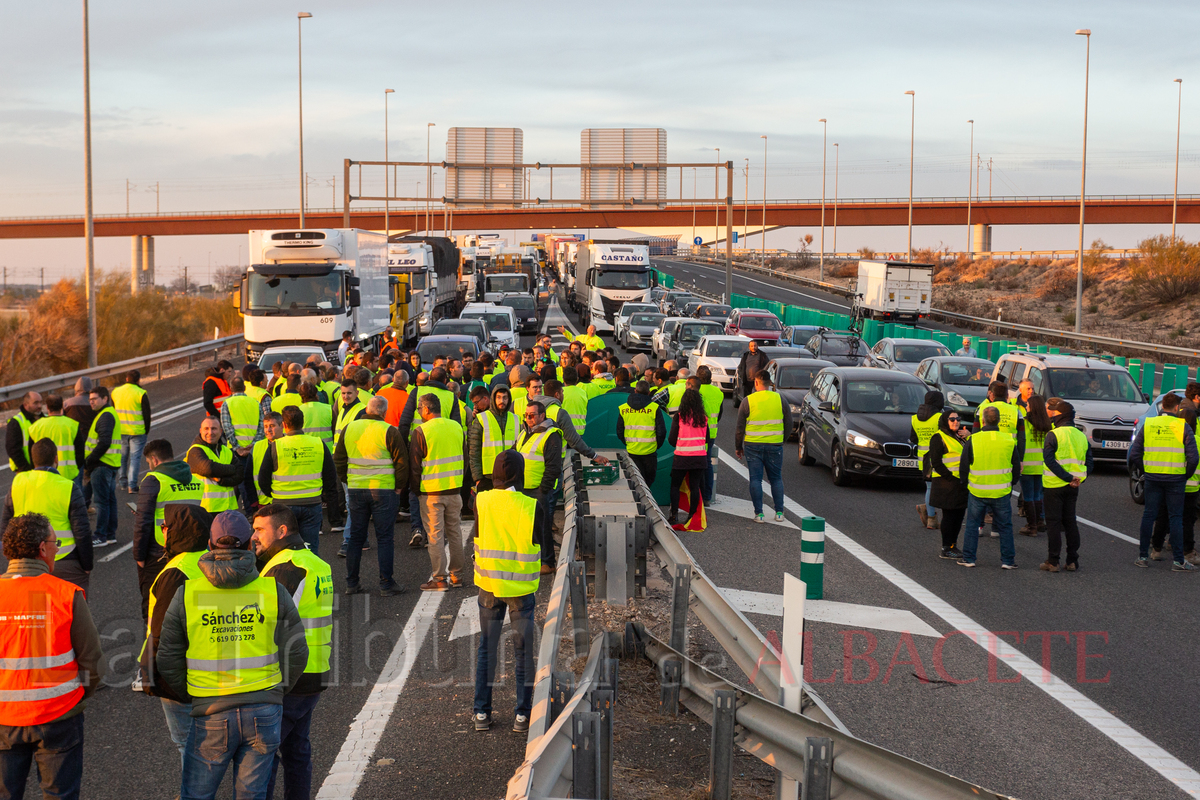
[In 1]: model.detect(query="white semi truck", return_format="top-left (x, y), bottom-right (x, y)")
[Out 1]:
top-left (388, 237), bottom-right (463, 338)
top-left (855, 260), bottom-right (934, 322)
top-left (570, 240), bottom-right (655, 333)
top-left (238, 228), bottom-right (389, 367)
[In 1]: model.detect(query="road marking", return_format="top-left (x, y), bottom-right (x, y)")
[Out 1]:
top-left (447, 594), bottom-right (512, 642)
top-left (1008, 489), bottom-right (1139, 545)
top-left (707, 494), bottom-right (797, 528)
top-left (316, 591), bottom-right (445, 799)
top-left (99, 542), bottom-right (134, 563)
top-left (722, 589), bottom-right (941, 638)
top-left (718, 447), bottom-right (1200, 796)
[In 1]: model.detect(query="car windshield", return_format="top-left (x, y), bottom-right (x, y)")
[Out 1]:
top-left (820, 337), bottom-right (869, 356)
top-left (433, 321), bottom-right (485, 338)
top-left (502, 296), bottom-right (535, 313)
top-left (595, 271), bottom-right (651, 289)
top-left (845, 380), bottom-right (926, 414)
top-left (776, 365), bottom-right (822, 390)
top-left (680, 323), bottom-right (722, 344)
top-left (1047, 368), bottom-right (1143, 402)
top-left (247, 273), bottom-right (343, 313)
top-left (463, 312), bottom-right (511, 332)
top-left (894, 343), bottom-right (951, 362)
top-left (790, 328), bottom-right (816, 344)
top-left (486, 276), bottom-right (528, 293)
top-left (698, 305), bottom-right (731, 318)
top-left (942, 361), bottom-right (992, 386)
top-left (738, 315), bottom-right (781, 331)
top-left (706, 340), bottom-right (748, 358)
top-left (621, 305), bottom-right (656, 318)
top-left (631, 313), bottom-right (665, 326)
top-left (259, 352), bottom-right (322, 370)
top-left (417, 340), bottom-right (478, 363)
top-left (662, 320), bottom-right (680, 333)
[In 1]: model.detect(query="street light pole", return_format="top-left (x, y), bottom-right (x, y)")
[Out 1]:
top-left (1173, 78), bottom-right (1183, 241)
top-left (905, 90), bottom-right (915, 261)
top-left (713, 147), bottom-right (720, 249)
top-left (743, 158), bottom-right (749, 245)
top-left (819, 118), bottom-right (827, 280)
top-left (1074, 29), bottom-right (1091, 334)
top-left (427, 122), bottom-right (436, 234)
top-left (967, 120), bottom-right (974, 255)
top-left (384, 89), bottom-right (393, 238)
top-left (82, 0), bottom-right (97, 367)
top-left (297, 12), bottom-right (311, 227)
top-left (761, 135), bottom-right (768, 265)
top-left (833, 143), bottom-right (839, 255)
top-left (691, 168), bottom-right (697, 249)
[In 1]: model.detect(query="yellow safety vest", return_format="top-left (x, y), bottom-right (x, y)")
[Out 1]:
top-left (86, 406), bottom-right (122, 468)
top-left (911, 412), bottom-right (942, 465)
top-left (590, 376), bottom-right (616, 396)
top-left (561, 385), bottom-right (589, 436)
top-left (335, 401), bottom-right (365, 438)
top-left (142, 467), bottom-right (203, 548)
top-left (183, 573), bottom-right (282, 697)
top-left (320, 381), bottom-right (341, 405)
top-left (271, 392), bottom-right (302, 414)
top-left (28, 416), bottom-right (80, 482)
top-left (978, 400), bottom-right (1019, 439)
top-left (1142, 415), bottom-right (1186, 476)
top-left (473, 490), bottom-right (540, 597)
top-left (937, 432), bottom-right (963, 476)
top-left (619, 402), bottom-right (660, 455)
top-left (699, 384), bottom-right (723, 438)
top-left (479, 410), bottom-right (518, 476)
top-left (665, 381), bottom-right (688, 413)
top-left (245, 385), bottom-right (268, 406)
top-left (575, 333), bottom-right (604, 351)
top-left (1021, 419), bottom-right (1046, 476)
top-left (510, 387), bottom-right (529, 421)
top-left (7, 411), bottom-right (33, 472)
top-left (110, 383), bottom-right (147, 436)
top-left (344, 419), bottom-right (396, 490)
top-left (417, 417), bottom-right (465, 493)
top-left (262, 548), bottom-right (333, 674)
top-left (187, 442), bottom-right (238, 512)
top-left (1043, 426), bottom-right (1089, 489)
top-left (966, 430), bottom-right (1016, 498)
top-left (298, 402), bottom-right (333, 452)
top-left (251, 439), bottom-right (271, 504)
top-left (140, 551), bottom-right (204, 662)
top-left (273, 435), bottom-right (325, 503)
top-left (745, 391), bottom-right (784, 445)
top-left (11, 470), bottom-right (75, 560)
top-left (517, 428), bottom-right (559, 491)
top-left (224, 395), bottom-right (261, 449)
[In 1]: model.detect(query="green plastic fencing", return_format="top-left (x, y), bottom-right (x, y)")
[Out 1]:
top-left (1141, 366), bottom-right (1157, 397)
top-left (581, 393), bottom-right (674, 504)
top-left (655, 270), bottom-right (674, 289)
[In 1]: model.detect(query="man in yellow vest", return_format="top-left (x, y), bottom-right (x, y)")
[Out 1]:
top-left (220, 377), bottom-right (264, 461)
top-left (186, 416), bottom-right (244, 514)
top-left (468, 386), bottom-right (517, 492)
top-left (617, 381), bottom-right (666, 485)
top-left (297, 382), bottom-right (334, 453)
top-left (85, 386), bottom-right (121, 547)
top-left (111, 369), bottom-right (151, 495)
top-left (409, 393), bottom-right (466, 591)
top-left (133, 438), bottom-right (203, 618)
top-left (560, 367), bottom-right (590, 437)
top-left (257, 407), bottom-right (339, 554)
top-left (395, 367), bottom-right (463, 442)
top-left (1151, 386), bottom-right (1200, 566)
top-left (156, 510), bottom-right (308, 800)
top-left (0, 512), bottom-right (104, 799)
top-left (5, 391), bottom-right (43, 474)
top-left (695, 366), bottom-right (724, 506)
top-left (1, 438), bottom-right (93, 593)
top-left (517, 401), bottom-right (564, 572)
top-left (957, 405), bottom-right (1023, 569)
top-left (735, 374), bottom-right (791, 523)
top-left (29, 394), bottom-right (81, 485)
top-left (247, 413), bottom-right (284, 515)
top-left (653, 367), bottom-right (691, 414)
top-left (1132, 392), bottom-right (1199, 571)
top-left (974, 381), bottom-right (1021, 439)
top-left (271, 374), bottom-right (304, 414)
top-left (335, 397), bottom-right (408, 593)
top-left (251, 504), bottom-right (334, 798)
top-left (1039, 399), bottom-right (1093, 572)
top-left (470, 451), bottom-right (544, 733)
top-left (559, 323), bottom-right (604, 352)
top-left (332, 381), bottom-right (368, 542)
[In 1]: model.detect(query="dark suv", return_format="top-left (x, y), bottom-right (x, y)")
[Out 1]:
top-left (804, 332), bottom-right (871, 366)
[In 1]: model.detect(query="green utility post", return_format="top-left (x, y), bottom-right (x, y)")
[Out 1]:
top-left (800, 517), bottom-right (825, 599)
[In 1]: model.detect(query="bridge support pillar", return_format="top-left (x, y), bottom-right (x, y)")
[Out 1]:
top-left (130, 235), bottom-right (155, 293)
top-left (972, 223), bottom-right (991, 256)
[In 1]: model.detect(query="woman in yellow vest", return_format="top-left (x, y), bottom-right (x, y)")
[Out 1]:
top-left (1018, 396), bottom-right (1053, 537)
top-left (927, 411), bottom-right (970, 560)
top-left (909, 391), bottom-right (944, 530)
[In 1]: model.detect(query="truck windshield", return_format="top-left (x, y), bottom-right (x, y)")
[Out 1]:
top-left (1046, 368), bottom-right (1142, 402)
top-left (487, 276), bottom-right (528, 293)
top-left (247, 273), bottom-right (343, 314)
top-left (595, 271), bottom-right (651, 289)
top-left (393, 270), bottom-right (426, 290)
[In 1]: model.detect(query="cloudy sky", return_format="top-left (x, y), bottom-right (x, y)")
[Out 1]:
top-left (2, 0), bottom-right (1199, 284)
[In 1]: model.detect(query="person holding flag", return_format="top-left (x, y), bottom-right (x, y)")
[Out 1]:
top-left (667, 381), bottom-right (712, 531)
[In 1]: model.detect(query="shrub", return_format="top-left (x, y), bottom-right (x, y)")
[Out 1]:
top-left (1062, 311), bottom-right (1076, 326)
top-left (1126, 235), bottom-right (1200, 304)
top-left (1037, 265), bottom-right (1097, 300)
top-left (857, 247), bottom-right (876, 260)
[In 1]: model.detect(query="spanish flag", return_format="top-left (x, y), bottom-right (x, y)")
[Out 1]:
top-left (672, 474), bottom-right (707, 532)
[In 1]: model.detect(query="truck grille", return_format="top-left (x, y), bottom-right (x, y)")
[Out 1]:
top-left (1091, 428), bottom-right (1133, 442)
top-left (599, 295), bottom-right (624, 324)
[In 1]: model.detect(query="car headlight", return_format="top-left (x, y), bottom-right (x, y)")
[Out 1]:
top-left (946, 390), bottom-right (967, 405)
top-left (846, 430), bottom-right (880, 450)
top-left (629, 331), bottom-right (642, 341)
top-left (789, 404), bottom-right (803, 415)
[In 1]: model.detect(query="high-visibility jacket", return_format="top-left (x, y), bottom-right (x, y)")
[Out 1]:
top-left (335, 401), bottom-right (365, 440)
top-left (297, 402), bottom-right (333, 453)
top-left (1043, 426), bottom-right (1089, 489)
top-left (698, 384), bottom-right (723, 438)
top-left (187, 443), bottom-right (238, 512)
top-left (183, 573), bottom-right (282, 697)
top-left (271, 392), bottom-right (302, 414)
top-left (562, 385), bottom-right (589, 436)
top-left (0, 572), bottom-right (83, 726)
top-left (140, 551), bottom-right (204, 662)
top-left (544, 403), bottom-right (572, 459)
top-left (344, 419), bottom-right (396, 490)
top-left (966, 430), bottom-right (1016, 498)
top-left (6, 410), bottom-right (33, 472)
top-left (251, 439), bottom-right (271, 504)
top-left (619, 402), bottom-right (660, 455)
top-left (224, 395), bottom-right (261, 449)
top-left (911, 412), bottom-right (942, 466)
top-left (414, 386), bottom-right (455, 423)
top-left (510, 388), bottom-right (529, 421)
top-left (320, 381), bottom-right (341, 406)
top-left (273, 435), bottom-right (326, 503)
top-left (11, 470), bottom-right (76, 560)
top-left (262, 548), bottom-right (332, 674)
top-left (86, 406), bottom-right (121, 468)
top-left (205, 376), bottom-right (232, 411)
top-left (675, 416), bottom-right (708, 458)
top-left (271, 378), bottom-right (286, 398)
top-left (479, 410), bottom-right (518, 476)
top-left (665, 381), bottom-right (688, 413)
top-left (937, 432), bottom-right (963, 476)
top-left (590, 376), bottom-right (616, 395)
top-left (517, 428), bottom-right (558, 491)
top-left (745, 391), bottom-right (784, 445)
top-left (111, 383), bottom-right (147, 436)
top-left (416, 418), bottom-right (465, 493)
top-left (28, 416), bottom-right (80, 482)
top-left (375, 385), bottom-right (408, 427)
top-left (244, 385), bottom-right (268, 406)
top-left (473, 490), bottom-right (540, 597)
top-left (142, 468), bottom-right (203, 548)
top-left (575, 333), bottom-right (604, 351)
top-left (357, 388), bottom-right (373, 407)
top-left (1142, 415), bottom-right (1186, 476)
top-left (977, 400), bottom-right (1019, 439)
top-left (1021, 420), bottom-right (1046, 476)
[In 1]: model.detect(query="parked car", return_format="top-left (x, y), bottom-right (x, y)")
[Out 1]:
top-left (767, 358), bottom-right (837, 439)
top-left (686, 335), bottom-right (752, 393)
top-left (781, 324), bottom-right (827, 349)
top-left (991, 352), bottom-right (1150, 462)
top-left (731, 346), bottom-right (817, 404)
top-left (804, 332), bottom-right (872, 366)
top-left (622, 311), bottom-right (666, 352)
top-left (665, 319), bottom-right (726, 365)
top-left (658, 290), bottom-right (692, 314)
top-left (680, 300), bottom-right (708, 317)
top-left (724, 309), bottom-right (783, 344)
top-left (415, 334), bottom-right (483, 370)
top-left (869, 337), bottom-right (952, 374)
top-left (653, 317), bottom-right (690, 363)
top-left (693, 303), bottom-right (732, 323)
top-left (614, 302), bottom-right (659, 346)
top-left (459, 303), bottom-right (518, 351)
top-left (431, 317), bottom-right (495, 354)
top-left (665, 294), bottom-right (699, 316)
top-left (797, 367), bottom-right (929, 486)
top-left (1128, 390), bottom-right (1186, 504)
top-left (914, 356), bottom-right (995, 423)
top-left (499, 293), bottom-right (539, 334)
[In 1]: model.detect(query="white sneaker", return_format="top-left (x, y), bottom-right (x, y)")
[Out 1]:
top-left (775, 512), bottom-right (786, 523)
top-left (707, 496), bottom-right (720, 507)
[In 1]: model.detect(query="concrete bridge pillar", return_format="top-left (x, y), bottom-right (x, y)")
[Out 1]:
top-left (130, 235), bottom-right (155, 293)
top-left (972, 224), bottom-right (992, 255)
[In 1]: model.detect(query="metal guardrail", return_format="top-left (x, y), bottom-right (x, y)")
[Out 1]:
top-left (0, 334), bottom-right (244, 404)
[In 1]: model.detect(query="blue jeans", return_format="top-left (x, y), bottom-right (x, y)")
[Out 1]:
top-left (346, 489), bottom-right (398, 589)
top-left (474, 593), bottom-right (537, 717)
top-left (410, 490), bottom-right (425, 534)
top-left (162, 698), bottom-right (193, 764)
top-left (90, 464), bottom-right (118, 540)
top-left (181, 703), bottom-right (282, 800)
top-left (744, 443), bottom-right (784, 515)
top-left (1140, 478), bottom-right (1186, 561)
top-left (0, 713), bottom-right (84, 800)
top-left (961, 494), bottom-right (1015, 566)
top-left (264, 693), bottom-right (320, 800)
top-left (924, 481), bottom-right (938, 517)
top-left (341, 485), bottom-right (354, 545)
top-left (703, 443), bottom-right (717, 503)
top-left (1019, 474), bottom-right (1044, 503)
top-left (290, 503), bottom-right (323, 553)
top-left (119, 433), bottom-right (147, 491)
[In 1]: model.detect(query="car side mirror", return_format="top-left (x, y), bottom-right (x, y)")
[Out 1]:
top-left (691, 349), bottom-right (700, 357)
top-left (818, 401), bottom-right (835, 413)
top-left (231, 288), bottom-right (240, 309)
top-left (348, 289), bottom-right (362, 308)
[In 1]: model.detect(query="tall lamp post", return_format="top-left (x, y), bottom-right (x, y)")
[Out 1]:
top-left (833, 143), bottom-right (839, 255)
top-left (297, 12), bottom-right (311, 227)
top-left (904, 90), bottom-right (915, 261)
top-left (1173, 78), bottom-right (1183, 241)
top-left (82, 0), bottom-right (97, 366)
top-left (819, 118), bottom-right (827, 280)
top-left (743, 157), bottom-right (750, 245)
top-left (1074, 29), bottom-right (1091, 334)
top-left (426, 122), bottom-right (436, 234)
top-left (691, 168), bottom-right (697, 249)
top-left (967, 120), bottom-right (974, 255)
top-left (384, 89), bottom-right (394, 237)
top-left (713, 147), bottom-right (721, 248)
top-left (761, 135), bottom-right (768, 265)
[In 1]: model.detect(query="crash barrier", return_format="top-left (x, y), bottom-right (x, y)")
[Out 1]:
top-left (575, 453), bottom-right (649, 605)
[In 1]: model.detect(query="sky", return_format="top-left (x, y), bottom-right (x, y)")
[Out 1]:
top-left (2, 0), bottom-right (1200, 285)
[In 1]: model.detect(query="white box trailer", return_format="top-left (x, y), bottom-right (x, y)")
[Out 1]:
top-left (856, 260), bottom-right (933, 322)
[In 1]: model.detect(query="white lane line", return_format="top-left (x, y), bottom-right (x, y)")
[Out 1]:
top-left (316, 591), bottom-right (446, 799)
top-left (719, 448), bottom-right (1200, 796)
top-left (98, 542), bottom-right (134, 563)
top-left (709, 494), bottom-right (796, 528)
top-left (721, 589), bottom-right (941, 638)
top-left (1008, 489), bottom-right (1139, 545)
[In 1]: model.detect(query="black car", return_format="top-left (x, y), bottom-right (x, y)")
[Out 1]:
top-left (805, 332), bottom-right (872, 367)
top-left (666, 320), bottom-right (726, 363)
top-left (499, 293), bottom-right (539, 334)
top-left (797, 367), bottom-right (928, 485)
top-left (914, 356), bottom-right (995, 423)
top-left (767, 358), bottom-right (837, 439)
top-left (681, 300), bottom-right (707, 317)
top-left (666, 294), bottom-right (699, 316)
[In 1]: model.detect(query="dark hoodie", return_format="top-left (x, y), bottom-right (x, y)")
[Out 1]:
top-left (616, 392), bottom-right (668, 451)
top-left (139, 505), bottom-right (212, 701)
top-left (909, 391), bottom-right (946, 448)
top-left (927, 412), bottom-right (968, 510)
top-left (134, 459), bottom-right (199, 565)
top-left (468, 385), bottom-right (515, 483)
top-left (257, 533), bottom-right (328, 695)
top-left (186, 434), bottom-right (244, 488)
top-left (157, 546), bottom-right (307, 715)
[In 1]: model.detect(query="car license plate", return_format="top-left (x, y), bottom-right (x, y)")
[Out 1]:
top-left (1102, 440), bottom-right (1131, 450)
top-left (892, 458), bottom-right (919, 469)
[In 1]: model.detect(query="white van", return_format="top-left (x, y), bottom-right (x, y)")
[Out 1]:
top-left (460, 303), bottom-right (519, 351)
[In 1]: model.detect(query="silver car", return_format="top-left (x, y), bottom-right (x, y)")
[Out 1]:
top-left (869, 337), bottom-right (952, 374)
top-left (622, 311), bottom-right (666, 352)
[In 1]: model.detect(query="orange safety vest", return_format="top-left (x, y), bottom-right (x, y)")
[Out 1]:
top-left (0, 572), bottom-right (84, 726)
top-left (376, 386), bottom-right (409, 427)
top-left (204, 376), bottom-right (232, 414)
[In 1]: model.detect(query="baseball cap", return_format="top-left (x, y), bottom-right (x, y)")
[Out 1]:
top-left (210, 510), bottom-right (253, 549)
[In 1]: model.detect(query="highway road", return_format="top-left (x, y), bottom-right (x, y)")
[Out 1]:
top-left (0, 286), bottom-right (1193, 799)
